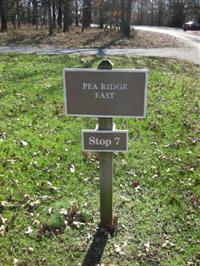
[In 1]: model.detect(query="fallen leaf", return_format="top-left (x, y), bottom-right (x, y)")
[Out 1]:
top-left (0, 132), bottom-right (6, 139)
top-left (81, 151), bottom-right (89, 160)
top-left (132, 180), bottom-right (140, 188)
top-left (72, 221), bottom-right (84, 228)
top-left (152, 174), bottom-right (159, 179)
top-left (27, 247), bottom-right (34, 253)
top-left (188, 136), bottom-right (198, 145)
top-left (114, 244), bottom-right (124, 255)
top-left (121, 159), bottom-right (127, 166)
top-left (0, 201), bottom-right (14, 210)
top-left (25, 226), bottom-right (33, 235)
top-left (70, 164), bottom-right (75, 173)
top-left (135, 185), bottom-right (142, 192)
top-left (0, 214), bottom-right (7, 225)
top-left (144, 241), bottom-right (150, 253)
top-left (190, 195), bottom-right (199, 208)
top-left (0, 225), bottom-right (5, 236)
top-left (94, 153), bottom-right (100, 161)
top-left (60, 208), bottom-right (68, 215)
top-left (48, 207), bottom-right (53, 214)
top-left (20, 140), bottom-right (28, 147)
top-left (120, 196), bottom-right (131, 202)
top-left (163, 240), bottom-right (175, 247)
top-left (32, 219), bottom-right (40, 226)
top-left (13, 258), bottom-right (18, 266)
top-left (27, 199), bottom-right (40, 212)
top-left (111, 215), bottom-right (118, 234)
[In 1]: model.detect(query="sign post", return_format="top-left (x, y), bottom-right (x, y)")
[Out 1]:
top-left (98, 60), bottom-right (113, 228)
top-left (64, 59), bottom-right (148, 230)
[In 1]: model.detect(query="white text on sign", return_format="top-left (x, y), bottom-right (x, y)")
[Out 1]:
top-left (89, 136), bottom-right (121, 147)
top-left (82, 83), bottom-right (128, 100)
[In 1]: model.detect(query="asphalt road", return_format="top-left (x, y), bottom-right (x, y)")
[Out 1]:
top-left (134, 26), bottom-right (200, 47)
top-left (134, 26), bottom-right (200, 64)
top-left (0, 26), bottom-right (200, 65)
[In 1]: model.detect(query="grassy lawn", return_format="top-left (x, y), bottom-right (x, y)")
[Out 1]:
top-left (0, 26), bottom-right (184, 49)
top-left (0, 54), bottom-right (199, 266)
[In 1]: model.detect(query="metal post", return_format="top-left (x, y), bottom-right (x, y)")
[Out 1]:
top-left (97, 59), bottom-right (113, 228)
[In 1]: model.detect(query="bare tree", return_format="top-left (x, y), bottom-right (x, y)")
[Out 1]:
top-left (121, 0), bottom-right (133, 38)
top-left (16, 0), bottom-right (22, 28)
top-left (57, 0), bottom-right (62, 29)
top-left (63, 0), bottom-right (70, 32)
top-left (120, 0), bottom-right (125, 32)
top-left (99, 0), bottom-right (105, 29)
top-left (32, 0), bottom-right (38, 29)
top-left (52, 0), bottom-right (56, 28)
top-left (82, 0), bottom-right (91, 32)
top-left (1, 0), bottom-right (200, 34)
top-left (48, 0), bottom-right (53, 35)
top-left (75, 0), bottom-right (79, 27)
top-left (170, 0), bottom-right (185, 27)
top-left (157, 0), bottom-right (164, 26)
top-left (10, 0), bottom-right (17, 29)
top-left (0, 0), bottom-right (7, 31)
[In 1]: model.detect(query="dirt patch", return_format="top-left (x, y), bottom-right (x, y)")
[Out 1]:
top-left (0, 26), bottom-right (184, 49)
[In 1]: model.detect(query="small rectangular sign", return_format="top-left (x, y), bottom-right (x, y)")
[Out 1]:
top-left (64, 69), bottom-right (147, 118)
top-left (82, 130), bottom-right (128, 152)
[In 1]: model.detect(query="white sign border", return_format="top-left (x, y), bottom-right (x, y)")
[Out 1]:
top-left (64, 68), bottom-right (148, 118)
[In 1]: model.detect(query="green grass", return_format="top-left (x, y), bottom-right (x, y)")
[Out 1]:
top-left (0, 54), bottom-right (199, 266)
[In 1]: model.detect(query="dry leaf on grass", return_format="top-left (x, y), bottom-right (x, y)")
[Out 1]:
top-left (69, 164), bottom-right (75, 173)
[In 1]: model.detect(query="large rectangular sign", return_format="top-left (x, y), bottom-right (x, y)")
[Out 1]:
top-left (64, 69), bottom-right (147, 118)
top-left (82, 130), bottom-right (128, 152)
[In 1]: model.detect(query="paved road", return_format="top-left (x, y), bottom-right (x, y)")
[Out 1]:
top-left (134, 26), bottom-right (200, 64)
top-left (134, 26), bottom-right (200, 47)
top-left (0, 26), bottom-right (199, 65)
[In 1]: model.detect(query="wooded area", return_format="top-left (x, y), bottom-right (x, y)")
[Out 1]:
top-left (0, 0), bottom-right (200, 37)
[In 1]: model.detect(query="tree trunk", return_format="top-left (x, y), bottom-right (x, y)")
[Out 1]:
top-left (82, 0), bottom-right (91, 32)
top-left (16, 0), bottom-right (21, 28)
top-left (48, 0), bottom-right (53, 35)
top-left (75, 0), bottom-right (79, 27)
top-left (12, 14), bottom-right (16, 29)
top-left (27, 0), bottom-right (31, 25)
top-left (0, 0), bottom-right (7, 32)
top-left (99, 0), bottom-right (104, 29)
top-left (52, 0), bottom-right (56, 28)
top-left (32, 0), bottom-right (38, 29)
top-left (57, 0), bottom-right (62, 29)
top-left (11, 0), bottom-right (16, 29)
top-left (123, 0), bottom-right (132, 38)
top-left (150, 0), bottom-right (155, 25)
top-left (120, 0), bottom-right (133, 37)
top-left (158, 0), bottom-right (164, 26)
top-left (63, 0), bottom-right (70, 32)
top-left (120, 0), bottom-right (125, 33)
top-left (170, 0), bottom-right (185, 27)
top-left (140, 0), bottom-right (144, 25)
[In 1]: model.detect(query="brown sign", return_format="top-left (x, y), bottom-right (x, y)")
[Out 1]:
top-left (64, 69), bottom-right (147, 118)
top-left (82, 130), bottom-right (128, 152)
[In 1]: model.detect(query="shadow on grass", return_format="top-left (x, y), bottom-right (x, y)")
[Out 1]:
top-left (3, 32), bottom-right (49, 46)
top-left (82, 228), bottom-right (109, 266)
top-left (83, 31), bottom-right (124, 49)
